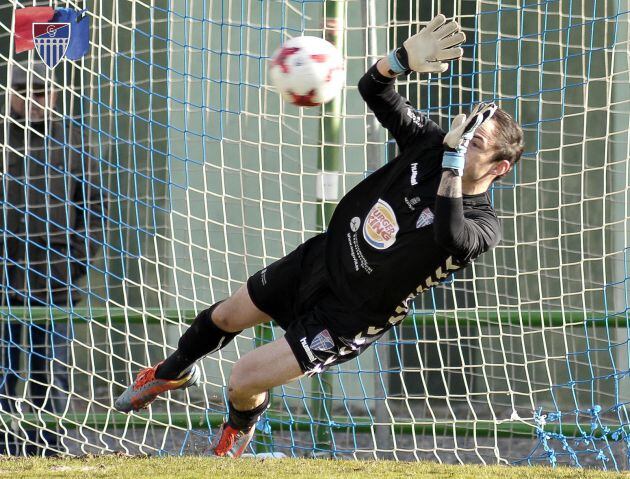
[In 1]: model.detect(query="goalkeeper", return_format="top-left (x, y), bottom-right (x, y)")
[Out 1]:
top-left (115, 14), bottom-right (524, 457)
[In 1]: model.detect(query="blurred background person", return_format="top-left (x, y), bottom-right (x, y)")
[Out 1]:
top-left (0, 60), bottom-right (104, 455)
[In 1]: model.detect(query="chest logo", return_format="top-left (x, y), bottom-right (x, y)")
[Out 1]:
top-left (363, 199), bottom-right (399, 250)
top-left (416, 207), bottom-right (435, 229)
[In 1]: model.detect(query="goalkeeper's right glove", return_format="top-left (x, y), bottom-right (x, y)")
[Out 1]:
top-left (442, 102), bottom-right (498, 176)
top-left (387, 14), bottom-right (466, 75)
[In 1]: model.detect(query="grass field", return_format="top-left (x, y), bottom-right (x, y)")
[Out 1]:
top-left (0, 457), bottom-right (627, 479)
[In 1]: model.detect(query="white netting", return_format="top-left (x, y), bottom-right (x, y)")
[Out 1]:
top-left (0, 0), bottom-right (628, 468)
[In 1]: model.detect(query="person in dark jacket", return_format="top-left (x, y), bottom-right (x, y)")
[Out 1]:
top-left (0, 61), bottom-right (104, 454)
top-left (115, 14), bottom-right (524, 457)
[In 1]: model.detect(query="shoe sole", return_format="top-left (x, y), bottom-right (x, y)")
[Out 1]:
top-left (233, 427), bottom-right (255, 458)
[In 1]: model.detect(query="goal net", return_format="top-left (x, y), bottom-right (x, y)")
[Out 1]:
top-left (0, 0), bottom-right (629, 468)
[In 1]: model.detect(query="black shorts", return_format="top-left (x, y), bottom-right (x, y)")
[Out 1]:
top-left (247, 233), bottom-right (388, 376)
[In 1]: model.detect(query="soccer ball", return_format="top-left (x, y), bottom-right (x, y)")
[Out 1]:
top-left (269, 36), bottom-right (345, 107)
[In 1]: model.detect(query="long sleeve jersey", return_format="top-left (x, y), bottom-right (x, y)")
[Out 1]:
top-left (323, 64), bottom-right (501, 330)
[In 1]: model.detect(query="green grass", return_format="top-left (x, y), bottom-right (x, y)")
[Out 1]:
top-left (0, 457), bottom-right (626, 479)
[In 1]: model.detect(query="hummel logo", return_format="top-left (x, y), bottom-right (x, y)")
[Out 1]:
top-left (406, 108), bottom-right (423, 127)
top-left (300, 337), bottom-right (317, 363)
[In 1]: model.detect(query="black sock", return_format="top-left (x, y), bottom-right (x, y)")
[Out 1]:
top-left (227, 392), bottom-right (270, 431)
top-left (156, 301), bottom-right (241, 380)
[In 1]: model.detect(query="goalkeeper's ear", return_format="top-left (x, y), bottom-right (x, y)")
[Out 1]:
top-left (491, 159), bottom-right (512, 178)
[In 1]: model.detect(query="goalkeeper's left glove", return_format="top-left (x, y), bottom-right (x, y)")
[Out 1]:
top-left (387, 14), bottom-right (466, 75)
top-left (442, 102), bottom-right (498, 176)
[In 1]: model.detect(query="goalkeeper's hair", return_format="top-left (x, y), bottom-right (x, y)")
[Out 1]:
top-left (490, 108), bottom-right (524, 179)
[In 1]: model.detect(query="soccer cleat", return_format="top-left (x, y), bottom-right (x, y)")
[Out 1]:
top-left (209, 422), bottom-right (255, 457)
top-left (114, 362), bottom-right (200, 413)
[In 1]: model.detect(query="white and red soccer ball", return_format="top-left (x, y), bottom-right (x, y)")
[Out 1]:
top-left (269, 36), bottom-right (345, 107)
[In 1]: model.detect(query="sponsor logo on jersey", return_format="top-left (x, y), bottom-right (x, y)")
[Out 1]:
top-left (300, 337), bottom-right (317, 363)
top-left (404, 196), bottom-right (421, 211)
top-left (310, 329), bottom-right (335, 352)
top-left (416, 207), bottom-right (435, 228)
top-left (347, 232), bottom-right (373, 274)
top-left (410, 162), bottom-right (418, 185)
top-left (363, 199), bottom-right (399, 250)
top-left (350, 216), bottom-right (361, 232)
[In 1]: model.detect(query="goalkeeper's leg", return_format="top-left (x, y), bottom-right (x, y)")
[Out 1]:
top-left (210, 336), bottom-right (303, 457)
top-left (114, 285), bottom-right (272, 412)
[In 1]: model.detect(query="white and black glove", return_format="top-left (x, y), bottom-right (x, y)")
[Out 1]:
top-left (442, 102), bottom-right (498, 176)
top-left (387, 14), bottom-right (465, 75)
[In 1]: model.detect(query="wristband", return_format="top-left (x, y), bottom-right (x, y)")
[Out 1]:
top-left (387, 49), bottom-right (406, 75)
top-left (394, 47), bottom-right (411, 72)
top-left (442, 151), bottom-right (465, 176)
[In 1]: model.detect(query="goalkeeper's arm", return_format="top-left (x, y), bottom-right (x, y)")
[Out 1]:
top-left (357, 14), bottom-right (465, 152)
top-left (433, 174), bottom-right (500, 263)
top-left (434, 104), bottom-right (502, 263)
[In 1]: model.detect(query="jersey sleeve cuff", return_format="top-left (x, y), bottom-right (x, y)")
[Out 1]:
top-left (368, 64), bottom-right (396, 85)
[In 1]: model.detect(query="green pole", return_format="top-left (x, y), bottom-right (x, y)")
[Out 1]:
top-left (313, 0), bottom-right (344, 456)
top-left (316, 1), bottom-right (344, 227)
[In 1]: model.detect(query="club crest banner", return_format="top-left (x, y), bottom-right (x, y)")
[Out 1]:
top-left (33, 23), bottom-right (71, 69)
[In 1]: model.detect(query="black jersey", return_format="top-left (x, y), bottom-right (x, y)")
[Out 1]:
top-left (323, 64), bottom-right (502, 331)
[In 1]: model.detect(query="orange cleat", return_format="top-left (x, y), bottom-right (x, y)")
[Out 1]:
top-left (114, 362), bottom-right (200, 412)
top-left (209, 422), bottom-right (255, 457)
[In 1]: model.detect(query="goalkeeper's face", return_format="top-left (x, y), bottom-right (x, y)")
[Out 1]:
top-left (463, 119), bottom-right (511, 185)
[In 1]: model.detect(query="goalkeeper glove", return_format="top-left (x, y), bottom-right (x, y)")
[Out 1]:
top-left (387, 14), bottom-right (466, 75)
top-left (442, 102), bottom-right (498, 176)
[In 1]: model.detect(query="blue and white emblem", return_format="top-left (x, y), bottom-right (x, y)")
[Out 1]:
top-left (310, 329), bottom-right (335, 352)
top-left (416, 207), bottom-right (435, 229)
top-left (33, 23), bottom-right (71, 69)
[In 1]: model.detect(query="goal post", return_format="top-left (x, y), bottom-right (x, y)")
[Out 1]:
top-left (0, 0), bottom-right (629, 468)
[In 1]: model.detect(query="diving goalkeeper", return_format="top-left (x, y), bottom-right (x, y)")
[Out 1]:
top-left (115, 14), bottom-right (524, 457)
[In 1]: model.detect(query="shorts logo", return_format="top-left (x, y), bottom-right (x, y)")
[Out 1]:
top-left (416, 207), bottom-right (435, 229)
top-left (310, 329), bottom-right (335, 352)
top-left (363, 199), bottom-right (399, 250)
top-left (300, 337), bottom-right (317, 363)
top-left (350, 217), bottom-right (361, 232)
top-left (260, 268), bottom-right (268, 286)
top-left (410, 162), bottom-right (418, 185)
